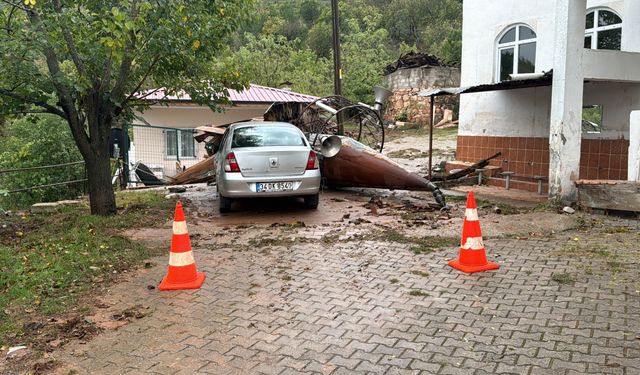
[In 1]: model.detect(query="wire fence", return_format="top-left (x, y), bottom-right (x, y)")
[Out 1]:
top-left (0, 160), bottom-right (87, 209)
top-left (0, 123), bottom-right (209, 208)
top-left (123, 124), bottom-right (207, 186)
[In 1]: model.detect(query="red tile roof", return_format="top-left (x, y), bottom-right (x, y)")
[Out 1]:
top-left (140, 84), bottom-right (317, 104)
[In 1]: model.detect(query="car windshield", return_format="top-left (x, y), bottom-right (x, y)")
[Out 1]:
top-left (232, 126), bottom-right (307, 148)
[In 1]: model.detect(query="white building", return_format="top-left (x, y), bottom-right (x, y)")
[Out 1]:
top-left (130, 84), bottom-right (316, 178)
top-left (446, 0), bottom-right (640, 200)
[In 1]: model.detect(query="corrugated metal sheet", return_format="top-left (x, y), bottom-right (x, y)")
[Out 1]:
top-left (140, 84), bottom-right (317, 103)
top-left (418, 71), bottom-right (554, 97)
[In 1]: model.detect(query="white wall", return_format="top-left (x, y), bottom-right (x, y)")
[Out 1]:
top-left (459, 0), bottom-right (638, 140)
top-left (461, 0), bottom-right (556, 86)
top-left (629, 111), bottom-right (640, 181)
top-left (459, 82), bottom-right (640, 139)
top-left (133, 104), bottom-right (269, 129)
top-left (461, 0), bottom-right (628, 87)
top-left (583, 49), bottom-right (640, 82)
top-left (459, 86), bottom-right (551, 137)
top-left (583, 82), bottom-right (640, 139)
top-left (130, 103), bottom-right (269, 179)
top-left (622, 0), bottom-right (640, 52)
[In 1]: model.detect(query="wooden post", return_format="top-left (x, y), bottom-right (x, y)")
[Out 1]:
top-left (428, 95), bottom-right (435, 180)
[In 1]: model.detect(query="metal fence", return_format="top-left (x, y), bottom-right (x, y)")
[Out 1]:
top-left (0, 161), bottom-right (87, 209)
top-left (122, 124), bottom-right (207, 186)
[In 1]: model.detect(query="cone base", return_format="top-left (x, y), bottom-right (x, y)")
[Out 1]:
top-left (448, 259), bottom-right (499, 274)
top-left (159, 272), bottom-right (206, 291)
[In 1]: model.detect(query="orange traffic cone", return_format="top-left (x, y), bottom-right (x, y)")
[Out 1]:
top-left (448, 191), bottom-right (499, 273)
top-left (159, 201), bottom-right (206, 290)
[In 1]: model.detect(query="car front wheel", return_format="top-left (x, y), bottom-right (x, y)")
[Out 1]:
top-left (303, 193), bottom-right (319, 209)
top-left (219, 194), bottom-right (233, 213)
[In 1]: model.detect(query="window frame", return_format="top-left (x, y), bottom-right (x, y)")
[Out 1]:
top-left (584, 8), bottom-right (622, 50)
top-left (165, 129), bottom-right (197, 159)
top-left (496, 24), bottom-right (537, 82)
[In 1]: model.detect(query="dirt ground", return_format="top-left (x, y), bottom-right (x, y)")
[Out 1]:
top-left (3, 129), bottom-right (634, 375)
top-left (31, 185), bottom-right (640, 375)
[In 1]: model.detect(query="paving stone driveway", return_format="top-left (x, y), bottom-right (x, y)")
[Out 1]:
top-left (55, 218), bottom-right (640, 375)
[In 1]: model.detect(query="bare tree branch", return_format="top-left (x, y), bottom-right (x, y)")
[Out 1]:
top-left (3, 5), bottom-right (17, 34)
top-left (52, 0), bottom-right (86, 76)
top-left (99, 51), bottom-right (112, 89)
top-left (0, 0), bottom-right (30, 13)
top-left (26, 9), bottom-right (90, 157)
top-left (122, 54), bottom-right (161, 105)
top-left (0, 109), bottom-right (53, 115)
top-left (0, 88), bottom-right (67, 118)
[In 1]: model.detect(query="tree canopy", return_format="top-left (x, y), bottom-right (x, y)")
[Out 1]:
top-left (220, 0), bottom-right (462, 103)
top-left (0, 0), bottom-right (254, 215)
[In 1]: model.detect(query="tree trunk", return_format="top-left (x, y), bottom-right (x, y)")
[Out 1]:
top-left (74, 101), bottom-right (117, 217)
top-left (84, 146), bottom-right (117, 216)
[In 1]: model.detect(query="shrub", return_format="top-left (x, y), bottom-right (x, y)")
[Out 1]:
top-left (0, 115), bottom-right (84, 209)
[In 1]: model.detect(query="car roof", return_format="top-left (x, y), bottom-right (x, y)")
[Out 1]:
top-left (228, 121), bottom-right (299, 131)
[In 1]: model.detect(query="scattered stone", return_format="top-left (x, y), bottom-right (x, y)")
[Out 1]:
top-left (349, 218), bottom-right (371, 225)
top-left (57, 200), bottom-right (81, 206)
top-left (493, 206), bottom-right (502, 214)
top-left (164, 193), bottom-right (178, 199)
top-left (30, 202), bottom-right (60, 213)
top-left (48, 339), bottom-right (63, 349)
top-left (23, 322), bottom-right (44, 332)
top-left (562, 206), bottom-right (576, 214)
top-left (7, 345), bottom-right (27, 356)
top-left (112, 305), bottom-right (149, 321)
top-left (147, 285), bottom-right (155, 290)
top-left (168, 186), bottom-right (187, 193)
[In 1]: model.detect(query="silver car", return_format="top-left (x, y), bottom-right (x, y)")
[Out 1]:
top-left (215, 122), bottom-right (321, 213)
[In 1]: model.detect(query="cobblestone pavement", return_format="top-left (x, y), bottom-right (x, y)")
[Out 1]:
top-left (54, 216), bottom-right (640, 375)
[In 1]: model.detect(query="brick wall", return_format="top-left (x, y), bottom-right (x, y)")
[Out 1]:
top-left (457, 136), bottom-right (629, 180)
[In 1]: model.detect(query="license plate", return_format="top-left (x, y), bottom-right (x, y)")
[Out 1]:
top-left (256, 181), bottom-right (294, 193)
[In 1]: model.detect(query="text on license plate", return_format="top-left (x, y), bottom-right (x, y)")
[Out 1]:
top-left (256, 181), bottom-right (294, 192)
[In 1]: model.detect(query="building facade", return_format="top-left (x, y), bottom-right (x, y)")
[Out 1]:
top-left (456, 0), bottom-right (640, 199)
top-left (131, 85), bottom-right (316, 179)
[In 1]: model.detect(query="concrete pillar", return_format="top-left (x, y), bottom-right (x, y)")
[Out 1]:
top-left (622, 1), bottom-right (640, 53)
top-left (548, 0), bottom-right (586, 202)
top-left (629, 111), bottom-right (640, 181)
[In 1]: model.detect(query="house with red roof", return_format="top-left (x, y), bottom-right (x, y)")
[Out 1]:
top-left (129, 84), bottom-right (317, 178)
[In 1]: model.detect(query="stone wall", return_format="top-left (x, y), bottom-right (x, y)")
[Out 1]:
top-left (383, 66), bottom-right (460, 125)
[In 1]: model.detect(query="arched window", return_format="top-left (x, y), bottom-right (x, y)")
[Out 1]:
top-left (585, 9), bottom-right (622, 50)
top-left (496, 25), bottom-right (536, 82)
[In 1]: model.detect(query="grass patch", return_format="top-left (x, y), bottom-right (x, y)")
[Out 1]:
top-left (605, 226), bottom-right (630, 234)
top-left (408, 289), bottom-right (429, 297)
top-left (400, 211), bottom-right (433, 221)
top-left (410, 237), bottom-right (459, 255)
top-left (385, 125), bottom-right (457, 142)
top-left (605, 260), bottom-right (626, 273)
top-left (553, 241), bottom-right (612, 259)
top-left (446, 195), bottom-right (530, 215)
top-left (374, 228), bottom-right (459, 255)
top-left (247, 235), bottom-right (310, 248)
top-left (410, 270), bottom-right (430, 277)
top-left (551, 272), bottom-right (575, 285)
top-left (387, 148), bottom-right (437, 160)
top-left (0, 190), bottom-right (173, 346)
